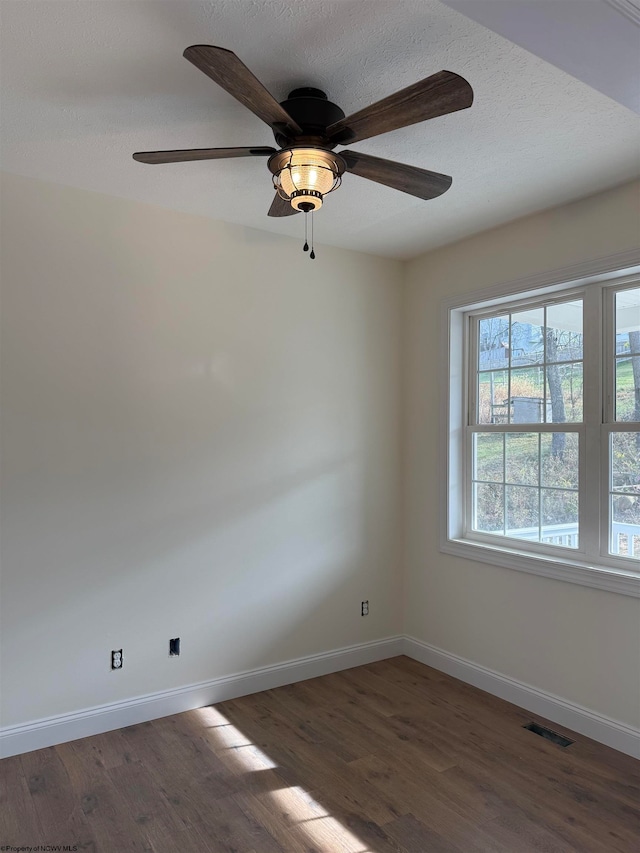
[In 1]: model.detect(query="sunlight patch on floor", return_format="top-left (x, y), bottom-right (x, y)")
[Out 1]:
top-left (195, 706), bottom-right (374, 851)
top-left (194, 706), bottom-right (232, 727)
top-left (267, 785), bottom-right (372, 852)
top-left (194, 706), bottom-right (277, 770)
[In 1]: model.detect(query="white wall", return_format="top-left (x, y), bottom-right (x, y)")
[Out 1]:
top-left (2, 170), bottom-right (639, 740)
top-left (403, 180), bottom-right (640, 727)
top-left (0, 172), bottom-right (403, 727)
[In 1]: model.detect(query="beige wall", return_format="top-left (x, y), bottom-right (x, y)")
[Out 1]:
top-left (2, 170), bottom-right (639, 735)
top-left (0, 172), bottom-right (403, 726)
top-left (403, 180), bottom-right (640, 727)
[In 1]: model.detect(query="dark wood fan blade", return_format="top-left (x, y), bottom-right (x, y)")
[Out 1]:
top-left (342, 151), bottom-right (452, 200)
top-left (327, 71), bottom-right (473, 145)
top-left (133, 147), bottom-right (276, 164)
top-left (268, 193), bottom-right (300, 217)
top-left (184, 45), bottom-right (302, 134)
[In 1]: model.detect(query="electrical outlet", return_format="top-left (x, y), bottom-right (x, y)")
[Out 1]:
top-left (111, 649), bottom-right (123, 670)
top-left (169, 637), bottom-right (180, 656)
top-left (361, 600), bottom-right (369, 616)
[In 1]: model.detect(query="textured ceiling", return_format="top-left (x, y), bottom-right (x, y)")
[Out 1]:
top-left (1, 0), bottom-right (639, 259)
top-left (442, 0), bottom-right (640, 113)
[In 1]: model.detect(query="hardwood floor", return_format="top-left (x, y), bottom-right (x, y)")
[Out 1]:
top-left (1, 656), bottom-right (639, 852)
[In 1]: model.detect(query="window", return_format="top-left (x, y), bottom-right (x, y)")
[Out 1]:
top-left (443, 257), bottom-right (640, 596)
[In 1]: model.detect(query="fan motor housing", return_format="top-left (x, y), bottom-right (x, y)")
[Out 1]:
top-left (274, 88), bottom-right (345, 147)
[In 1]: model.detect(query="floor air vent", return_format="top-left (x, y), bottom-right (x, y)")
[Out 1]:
top-left (523, 722), bottom-right (574, 747)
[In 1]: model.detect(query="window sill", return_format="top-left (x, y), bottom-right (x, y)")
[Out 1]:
top-left (441, 538), bottom-right (640, 597)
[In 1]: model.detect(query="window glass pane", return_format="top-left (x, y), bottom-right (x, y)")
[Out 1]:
top-left (615, 288), bottom-right (640, 423)
top-left (611, 432), bottom-right (640, 492)
top-left (505, 433), bottom-right (538, 486)
top-left (478, 316), bottom-right (509, 369)
top-left (473, 433), bottom-right (504, 482)
top-left (615, 288), bottom-right (640, 354)
top-left (478, 370), bottom-right (508, 424)
top-left (610, 432), bottom-right (640, 561)
top-left (510, 308), bottom-right (544, 366)
top-left (611, 495), bottom-right (640, 560)
top-left (509, 367), bottom-right (544, 423)
top-left (541, 433), bottom-right (578, 489)
top-left (545, 362), bottom-right (583, 422)
top-left (546, 301), bottom-right (583, 363)
top-left (506, 485), bottom-right (539, 541)
top-left (615, 357), bottom-right (640, 422)
top-left (473, 482), bottom-right (504, 534)
top-left (541, 489), bottom-right (579, 548)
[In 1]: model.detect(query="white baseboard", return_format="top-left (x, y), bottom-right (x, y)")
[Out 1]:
top-left (0, 636), bottom-right (404, 758)
top-left (403, 636), bottom-right (640, 760)
top-left (3, 634), bottom-right (638, 760)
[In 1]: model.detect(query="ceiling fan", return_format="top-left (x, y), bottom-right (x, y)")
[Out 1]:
top-left (133, 45), bottom-right (473, 251)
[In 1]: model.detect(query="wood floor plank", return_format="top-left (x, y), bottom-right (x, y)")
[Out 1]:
top-left (473, 730), bottom-right (640, 848)
top-left (19, 746), bottom-right (98, 850)
top-left (0, 753), bottom-right (44, 843)
top-left (251, 784), bottom-right (378, 853)
top-left (332, 665), bottom-right (430, 718)
top-left (150, 713), bottom-right (243, 795)
top-left (68, 728), bottom-right (132, 770)
top-left (383, 812), bottom-right (465, 853)
top-left (302, 697), bottom-right (401, 760)
top-left (233, 790), bottom-right (315, 853)
top-left (188, 794), bottom-right (284, 853)
top-left (218, 699), bottom-right (353, 796)
top-left (315, 757), bottom-right (405, 826)
top-left (2, 656), bottom-right (637, 853)
top-left (263, 683), bottom-right (366, 763)
top-left (304, 789), bottom-right (411, 853)
top-left (107, 755), bottom-right (186, 840)
top-left (288, 670), bottom-right (365, 709)
top-left (441, 746), bottom-right (637, 852)
top-left (482, 805), bottom-right (588, 853)
top-left (348, 752), bottom-right (505, 850)
top-left (335, 700), bottom-right (459, 774)
top-left (56, 739), bottom-right (157, 852)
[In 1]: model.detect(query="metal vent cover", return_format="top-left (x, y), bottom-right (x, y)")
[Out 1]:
top-left (523, 721), bottom-right (574, 747)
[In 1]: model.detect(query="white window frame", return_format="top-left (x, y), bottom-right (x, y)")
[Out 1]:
top-left (441, 250), bottom-right (640, 598)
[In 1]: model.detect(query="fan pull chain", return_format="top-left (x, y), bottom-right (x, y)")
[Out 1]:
top-left (303, 212), bottom-right (309, 252)
top-left (310, 211), bottom-right (316, 259)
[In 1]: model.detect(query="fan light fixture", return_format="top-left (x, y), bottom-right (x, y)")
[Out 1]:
top-left (269, 148), bottom-right (346, 212)
top-left (133, 45), bottom-right (475, 261)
